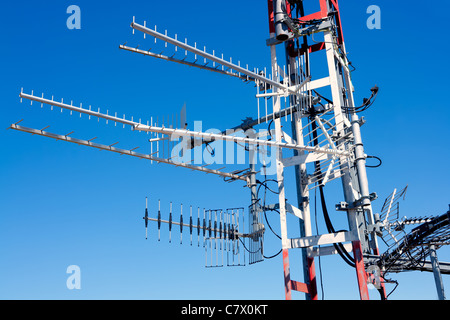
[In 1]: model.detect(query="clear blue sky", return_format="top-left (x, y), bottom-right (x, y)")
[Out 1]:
top-left (0, 0), bottom-right (449, 300)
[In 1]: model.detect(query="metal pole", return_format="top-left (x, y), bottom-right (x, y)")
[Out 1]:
top-left (429, 244), bottom-right (446, 300)
top-left (322, 11), bottom-right (370, 300)
top-left (19, 93), bottom-right (348, 157)
top-left (248, 129), bottom-right (259, 264)
top-left (267, 0), bottom-right (292, 300)
top-left (287, 49), bottom-right (317, 300)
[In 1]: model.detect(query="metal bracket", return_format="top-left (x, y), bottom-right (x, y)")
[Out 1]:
top-left (285, 231), bottom-right (357, 249)
top-left (335, 201), bottom-right (350, 211)
top-left (266, 20), bottom-right (332, 46)
top-left (262, 202), bottom-right (304, 220)
top-left (336, 192), bottom-right (377, 211)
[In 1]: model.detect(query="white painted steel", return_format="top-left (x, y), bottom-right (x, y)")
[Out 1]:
top-left (10, 124), bottom-right (248, 182)
top-left (285, 231), bottom-right (357, 249)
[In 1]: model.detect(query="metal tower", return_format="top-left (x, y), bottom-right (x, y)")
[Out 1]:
top-left (265, 0), bottom-right (380, 300)
top-left (9, 0), bottom-right (449, 300)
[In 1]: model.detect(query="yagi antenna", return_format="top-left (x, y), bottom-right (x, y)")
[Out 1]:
top-left (143, 198), bottom-right (251, 267)
top-left (129, 20), bottom-right (308, 96)
top-left (18, 90), bottom-right (346, 157)
top-left (119, 45), bottom-right (256, 83)
top-left (9, 123), bottom-right (249, 182)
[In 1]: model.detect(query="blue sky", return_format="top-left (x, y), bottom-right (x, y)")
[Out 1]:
top-left (0, 0), bottom-right (449, 300)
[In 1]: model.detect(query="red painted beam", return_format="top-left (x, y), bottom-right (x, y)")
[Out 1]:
top-left (298, 1), bottom-right (344, 45)
top-left (319, 0), bottom-right (329, 18)
top-left (330, 0), bottom-right (339, 10)
top-left (372, 247), bottom-right (387, 299)
top-left (328, 0), bottom-right (345, 45)
top-left (287, 259), bottom-right (318, 300)
top-left (352, 241), bottom-right (370, 300)
top-left (290, 280), bottom-right (309, 294)
top-left (307, 257), bottom-right (318, 300)
top-left (268, 0), bottom-right (275, 34)
top-left (299, 11), bottom-right (324, 23)
top-left (282, 249), bottom-right (292, 300)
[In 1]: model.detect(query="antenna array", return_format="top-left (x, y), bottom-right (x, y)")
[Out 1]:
top-left (143, 198), bottom-right (250, 267)
top-left (367, 187), bottom-right (450, 274)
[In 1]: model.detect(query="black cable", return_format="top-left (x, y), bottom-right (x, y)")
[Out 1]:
top-left (342, 86), bottom-right (379, 114)
top-left (256, 179), bottom-right (281, 241)
top-left (311, 115), bottom-right (356, 268)
top-left (256, 179), bottom-right (279, 195)
top-left (297, 26), bottom-right (331, 294)
top-left (263, 248), bottom-right (282, 259)
top-left (366, 155), bottom-right (382, 168)
top-left (319, 184), bottom-right (356, 267)
top-left (267, 119), bottom-right (274, 141)
top-left (238, 238), bottom-right (261, 254)
top-left (263, 209), bottom-right (281, 240)
top-left (242, 178), bottom-right (283, 260)
top-left (313, 89), bottom-right (333, 105)
top-left (295, 22), bottom-right (356, 267)
top-left (314, 187), bottom-right (325, 300)
top-left (312, 86), bottom-right (378, 115)
top-left (378, 288), bottom-right (386, 300)
top-left (247, 160), bottom-right (279, 262)
top-left (384, 278), bottom-right (399, 299)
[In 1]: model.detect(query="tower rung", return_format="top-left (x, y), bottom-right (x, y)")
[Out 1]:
top-left (284, 231), bottom-right (357, 249)
top-left (290, 280), bottom-right (309, 294)
top-left (309, 243), bottom-right (353, 257)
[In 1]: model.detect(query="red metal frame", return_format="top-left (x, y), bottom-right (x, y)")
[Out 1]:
top-left (268, 0), bottom-right (275, 34)
top-left (306, 257), bottom-right (318, 299)
top-left (297, 0), bottom-right (345, 49)
top-left (282, 249), bottom-right (292, 299)
top-left (283, 249), bottom-right (318, 300)
top-left (372, 247), bottom-right (387, 299)
top-left (352, 241), bottom-right (370, 300)
top-left (285, 0), bottom-right (345, 57)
